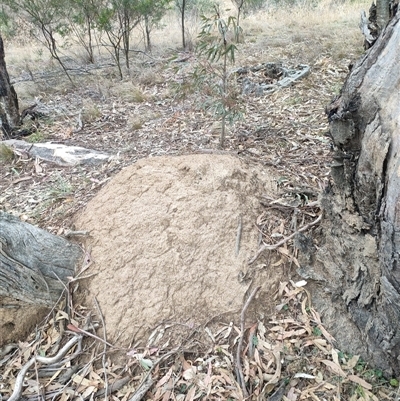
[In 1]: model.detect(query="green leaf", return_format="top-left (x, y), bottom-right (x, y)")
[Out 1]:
top-left (390, 378), bottom-right (399, 387)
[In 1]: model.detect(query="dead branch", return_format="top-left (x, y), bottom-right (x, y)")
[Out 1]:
top-left (94, 377), bottom-right (131, 399)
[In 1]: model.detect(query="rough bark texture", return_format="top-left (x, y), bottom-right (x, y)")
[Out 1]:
top-left (376, 0), bottom-right (391, 29)
top-left (298, 12), bottom-right (400, 374)
top-left (0, 212), bottom-right (83, 345)
top-left (0, 212), bottom-right (83, 306)
top-left (0, 35), bottom-right (20, 136)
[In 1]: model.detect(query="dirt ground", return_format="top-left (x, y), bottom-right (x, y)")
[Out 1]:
top-left (75, 153), bottom-right (283, 346)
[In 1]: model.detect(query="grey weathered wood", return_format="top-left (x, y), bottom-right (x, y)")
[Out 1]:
top-left (360, 10), bottom-right (375, 46)
top-left (298, 12), bottom-right (400, 374)
top-left (2, 139), bottom-right (112, 166)
top-left (0, 212), bottom-right (83, 306)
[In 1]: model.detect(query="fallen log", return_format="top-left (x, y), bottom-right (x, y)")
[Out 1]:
top-left (0, 212), bottom-right (83, 345)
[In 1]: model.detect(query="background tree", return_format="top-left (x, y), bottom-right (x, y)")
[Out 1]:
top-left (175, 0), bottom-right (187, 48)
top-left (96, 0), bottom-right (143, 78)
top-left (67, 0), bottom-right (101, 63)
top-left (195, 7), bottom-right (241, 148)
top-left (4, 0), bottom-right (73, 83)
top-left (0, 34), bottom-right (20, 137)
top-left (231, 0), bottom-right (266, 41)
top-left (175, 0), bottom-right (213, 50)
top-left (139, 0), bottom-right (172, 51)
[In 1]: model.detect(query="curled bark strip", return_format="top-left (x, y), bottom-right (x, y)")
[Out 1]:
top-left (7, 335), bottom-right (82, 401)
top-left (235, 286), bottom-right (261, 398)
top-left (248, 214), bottom-right (322, 265)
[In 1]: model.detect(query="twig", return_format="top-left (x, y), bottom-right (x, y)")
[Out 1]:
top-left (94, 296), bottom-right (109, 401)
top-left (235, 286), bottom-right (261, 398)
top-left (248, 214), bottom-right (322, 265)
top-left (94, 377), bottom-right (131, 399)
top-left (128, 348), bottom-right (180, 401)
top-left (64, 230), bottom-right (90, 238)
top-left (67, 324), bottom-right (120, 350)
top-left (11, 176), bottom-right (33, 185)
top-left (8, 335), bottom-right (81, 401)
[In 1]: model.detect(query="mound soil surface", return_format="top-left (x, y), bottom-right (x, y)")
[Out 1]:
top-left (76, 154), bottom-right (280, 345)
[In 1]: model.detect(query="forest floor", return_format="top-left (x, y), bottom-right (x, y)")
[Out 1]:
top-left (1, 1), bottom-right (400, 400)
top-left (0, 1), bottom-right (361, 232)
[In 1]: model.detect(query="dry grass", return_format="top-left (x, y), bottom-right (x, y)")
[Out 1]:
top-left (240, 0), bottom-right (366, 64)
top-left (4, 0), bottom-right (368, 99)
top-left (81, 98), bottom-right (102, 124)
top-left (0, 144), bottom-right (14, 163)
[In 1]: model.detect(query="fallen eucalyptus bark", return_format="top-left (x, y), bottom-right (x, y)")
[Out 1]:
top-left (7, 335), bottom-right (82, 401)
top-left (2, 139), bottom-right (111, 166)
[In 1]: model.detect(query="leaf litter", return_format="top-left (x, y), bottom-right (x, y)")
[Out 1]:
top-left (1, 86), bottom-right (396, 400)
top-left (1, 278), bottom-right (396, 400)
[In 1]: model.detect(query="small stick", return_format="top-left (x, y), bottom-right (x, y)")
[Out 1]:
top-left (248, 214), bottom-right (322, 265)
top-left (236, 286), bottom-right (261, 398)
top-left (128, 348), bottom-right (180, 401)
top-left (66, 324), bottom-right (119, 350)
top-left (94, 296), bottom-right (109, 401)
top-left (64, 230), bottom-right (90, 238)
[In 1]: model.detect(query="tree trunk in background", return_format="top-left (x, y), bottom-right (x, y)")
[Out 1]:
top-left (0, 34), bottom-right (20, 137)
top-left (0, 212), bottom-right (83, 345)
top-left (298, 11), bottom-right (400, 374)
top-left (181, 0), bottom-right (186, 49)
top-left (376, 0), bottom-right (391, 29)
top-left (361, 0), bottom-right (397, 48)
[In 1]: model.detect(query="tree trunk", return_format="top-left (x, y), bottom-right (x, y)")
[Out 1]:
top-left (376, 0), bottom-right (391, 29)
top-left (0, 212), bottom-right (83, 345)
top-left (298, 11), bottom-right (400, 374)
top-left (0, 35), bottom-right (20, 137)
top-left (181, 0), bottom-right (186, 49)
top-left (144, 15), bottom-right (152, 52)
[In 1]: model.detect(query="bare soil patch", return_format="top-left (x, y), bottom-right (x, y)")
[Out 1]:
top-left (75, 153), bottom-right (280, 345)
